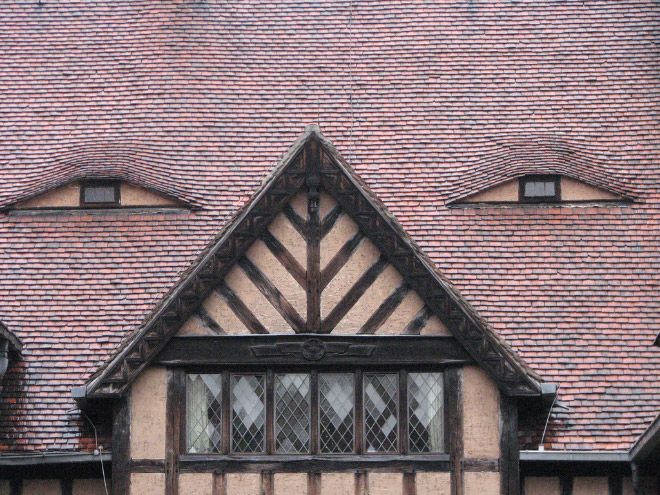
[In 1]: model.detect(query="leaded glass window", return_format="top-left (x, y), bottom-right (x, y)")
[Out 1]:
top-left (319, 373), bottom-right (354, 454)
top-left (275, 373), bottom-right (311, 453)
top-left (408, 372), bottom-right (444, 453)
top-left (186, 373), bottom-right (222, 453)
top-left (364, 373), bottom-right (398, 453)
top-left (231, 374), bottom-right (266, 453)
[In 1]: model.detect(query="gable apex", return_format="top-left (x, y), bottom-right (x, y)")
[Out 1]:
top-left (84, 127), bottom-right (543, 399)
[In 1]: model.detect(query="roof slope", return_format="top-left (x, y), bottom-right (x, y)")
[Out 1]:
top-left (0, 0), bottom-right (658, 453)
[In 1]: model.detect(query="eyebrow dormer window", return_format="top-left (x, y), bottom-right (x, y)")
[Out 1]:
top-left (519, 175), bottom-right (560, 203)
top-left (80, 180), bottom-right (120, 207)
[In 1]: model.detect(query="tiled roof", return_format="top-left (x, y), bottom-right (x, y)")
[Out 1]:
top-left (0, 0), bottom-right (658, 453)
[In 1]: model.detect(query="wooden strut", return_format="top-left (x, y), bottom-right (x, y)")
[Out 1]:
top-left (306, 140), bottom-right (322, 333)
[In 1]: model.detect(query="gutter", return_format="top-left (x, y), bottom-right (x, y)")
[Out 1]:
top-left (0, 452), bottom-right (111, 466)
top-left (520, 450), bottom-right (629, 463)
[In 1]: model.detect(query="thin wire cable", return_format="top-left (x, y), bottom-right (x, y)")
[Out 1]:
top-left (539, 386), bottom-right (559, 449)
top-left (80, 410), bottom-right (110, 495)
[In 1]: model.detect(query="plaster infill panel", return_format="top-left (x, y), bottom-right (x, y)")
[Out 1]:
top-left (321, 473), bottom-right (355, 495)
top-left (72, 479), bottom-right (108, 495)
top-left (178, 473), bottom-right (214, 495)
top-left (226, 473), bottom-right (261, 495)
top-left (21, 480), bottom-right (61, 495)
top-left (464, 472), bottom-right (501, 495)
top-left (268, 213), bottom-right (307, 268)
top-left (573, 477), bottom-right (609, 495)
top-left (368, 472), bottom-right (403, 495)
top-left (17, 183), bottom-right (81, 208)
top-left (524, 477), bottom-right (561, 495)
top-left (415, 472), bottom-right (451, 495)
top-left (130, 366), bottom-right (168, 460)
top-left (462, 365), bottom-right (501, 459)
top-left (274, 473), bottom-right (309, 495)
top-left (120, 183), bottom-right (178, 206)
top-left (130, 473), bottom-right (165, 495)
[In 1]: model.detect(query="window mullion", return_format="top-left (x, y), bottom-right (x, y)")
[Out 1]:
top-left (266, 370), bottom-right (274, 455)
top-left (310, 370), bottom-right (319, 454)
top-left (399, 370), bottom-right (408, 455)
top-left (355, 369), bottom-right (364, 455)
top-left (221, 371), bottom-right (230, 455)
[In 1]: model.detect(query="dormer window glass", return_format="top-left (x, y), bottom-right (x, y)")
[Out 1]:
top-left (80, 180), bottom-right (120, 207)
top-left (520, 175), bottom-right (561, 203)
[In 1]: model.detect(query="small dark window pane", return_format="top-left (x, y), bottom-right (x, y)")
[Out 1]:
top-left (186, 373), bottom-right (222, 453)
top-left (408, 372), bottom-right (444, 453)
top-left (319, 373), bottom-right (354, 454)
top-left (524, 180), bottom-right (556, 198)
top-left (275, 373), bottom-right (311, 454)
top-left (83, 184), bottom-right (117, 204)
top-left (231, 374), bottom-right (266, 453)
top-left (364, 373), bottom-right (398, 453)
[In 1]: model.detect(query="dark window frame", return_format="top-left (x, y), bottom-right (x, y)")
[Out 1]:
top-left (519, 175), bottom-right (561, 203)
top-left (183, 366), bottom-right (448, 458)
top-left (79, 180), bottom-right (121, 208)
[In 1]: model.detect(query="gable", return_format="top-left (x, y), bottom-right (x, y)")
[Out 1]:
top-left (178, 190), bottom-right (450, 338)
top-left (84, 126), bottom-right (542, 399)
top-left (13, 180), bottom-right (181, 209)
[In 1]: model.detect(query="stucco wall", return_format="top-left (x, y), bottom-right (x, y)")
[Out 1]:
top-left (524, 477), bottom-right (560, 495)
top-left (130, 366), bottom-right (168, 460)
top-left (464, 472), bottom-right (501, 495)
top-left (572, 477), bottom-right (609, 495)
top-left (120, 183), bottom-right (177, 206)
top-left (17, 183), bottom-right (80, 208)
top-left (21, 480), bottom-right (61, 495)
top-left (462, 366), bottom-right (501, 459)
top-left (179, 473), bottom-right (213, 495)
top-left (130, 473), bottom-right (165, 495)
top-left (72, 479), bottom-right (108, 495)
top-left (463, 180), bottom-right (518, 203)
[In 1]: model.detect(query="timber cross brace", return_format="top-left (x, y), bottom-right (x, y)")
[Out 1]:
top-left (83, 127), bottom-right (542, 399)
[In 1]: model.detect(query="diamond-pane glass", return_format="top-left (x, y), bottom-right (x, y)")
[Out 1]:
top-left (319, 374), bottom-right (354, 453)
top-left (231, 374), bottom-right (266, 453)
top-left (275, 373), bottom-right (311, 453)
top-left (364, 374), bottom-right (398, 453)
top-left (408, 372), bottom-right (444, 453)
top-left (186, 373), bottom-right (222, 454)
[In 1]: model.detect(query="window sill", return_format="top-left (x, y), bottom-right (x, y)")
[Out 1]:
top-left (178, 453), bottom-right (450, 473)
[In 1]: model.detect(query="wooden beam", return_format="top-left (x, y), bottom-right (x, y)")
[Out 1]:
top-left (320, 256), bottom-right (388, 334)
top-left (197, 306), bottom-right (225, 335)
top-left (320, 232), bottom-right (363, 290)
top-left (156, 335), bottom-right (472, 368)
top-left (112, 398), bottom-right (131, 495)
top-left (560, 475), bottom-right (573, 495)
top-left (166, 370), bottom-right (185, 495)
top-left (358, 283), bottom-right (409, 334)
top-left (306, 140), bottom-right (321, 332)
top-left (215, 284), bottom-right (268, 334)
top-left (500, 396), bottom-right (520, 495)
top-left (402, 306), bottom-right (432, 335)
top-left (239, 257), bottom-right (306, 333)
top-left (320, 205), bottom-right (343, 238)
top-left (261, 229), bottom-right (307, 289)
top-left (283, 205), bottom-right (309, 239)
top-left (446, 368), bottom-right (463, 495)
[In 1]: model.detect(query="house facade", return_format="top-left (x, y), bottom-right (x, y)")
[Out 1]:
top-left (0, 1), bottom-right (658, 495)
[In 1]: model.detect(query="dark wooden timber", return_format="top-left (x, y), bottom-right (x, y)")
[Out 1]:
top-left (356, 472), bottom-right (368, 495)
top-left (283, 205), bottom-right (309, 239)
top-left (445, 368), bottom-right (463, 495)
top-left (355, 369), bottom-right (364, 455)
top-left (212, 473), bottom-right (225, 495)
top-left (403, 472), bottom-right (415, 495)
top-left (609, 475), bottom-right (623, 495)
top-left (320, 231), bottom-right (363, 290)
top-left (130, 459), bottom-right (166, 472)
top-left (462, 458), bottom-right (499, 472)
top-left (266, 370), bottom-right (275, 455)
top-left (358, 283), bottom-right (409, 334)
top-left (320, 256), bottom-right (389, 333)
top-left (310, 370), bottom-right (319, 454)
top-left (320, 205), bottom-right (343, 238)
top-left (197, 306), bottom-right (225, 335)
top-left (166, 369), bottom-right (185, 495)
top-left (156, 335), bottom-right (471, 368)
top-left (112, 398), bottom-right (131, 495)
top-left (179, 454), bottom-right (449, 473)
top-left (306, 140), bottom-right (321, 332)
top-left (239, 257), bottom-right (306, 333)
top-left (500, 396), bottom-right (520, 495)
top-left (560, 475), bottom-right (573, 495)
top-left (221, 371), bottom-right (231, 455)
top-left (60, 479), bottom-right (73, 495)
top-left (215, 284), bottom-right (268, 334)
top-left (399, 370), bottom-right (409, 455)
top-left (308, 473), bottom-right (322, 495)
top-left (402, 306), bottom-right (432, 335)
top-left (261, 229), bottom-right (307, 288)
top-left (262, 472), bottom-right (274, 495)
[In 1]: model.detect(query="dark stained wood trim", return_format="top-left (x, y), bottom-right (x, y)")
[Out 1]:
top-left (399, 370), bottom-right (409, 455)
top-left (310, 370), bottom-right (320, 454)
top-left (266, 370), bottom-right (275, 455)
top-left (215, 284), bottom-right (268, 334)
top-left (462, 458), bottom-right (499, 472)
top-left (156, 335), bottom-right (471, 368)
top-left (60, 479), bottom-right (73, 495)
top-left (320, 256), bottom-right (389, 334)
top-left (262, 471), bottom-right (274, 495)
top-left (320, 205), bottom-right (343, 238)
top-left (320, 231), bottom-right (364, 290)
top-left (178, 456), bottom-right (452, 474)
top-left (283, 205), bottom-right (309, 239)
top-left (197, 306), bottom-right (226, 335)
top-left (446, 368), bottom-right (463, 495)
top-left (221, 371), bottom-right (231, 455)
top-left (261, 229), bottom-right (307, 289)
top-left (500, 396), bottom-right (520, 495)
top-left (112, 398), bottom-right (131, 495)
top-left (403, 472), bottom-right (415, 495)
top-left (358, 283), bottom-right (409, 334)
top-left (356, 472), bottom-right (368, 495)
top-left (239, 257), bottom-right (306, 333)
top-left (402, 306), bottom-right (432, 335)
top-left (166, 369), bottom-right (185, 495)
top-left (308, 472), bottom-right (322, 495)
top-left (306, 140), bottom-right (322, 332)
top-left (355, 369), bottom-right (364, 455)
top-left (212, 473), bottom-right (226, 495)
top-left (130, 459), bottom-right (167, 472)
top-left (560, 475), bottom-right (573, 495)
top-left (609, 475), bottom-right (623, 495)
top-left (9, 479), bottom-right (21, 495)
